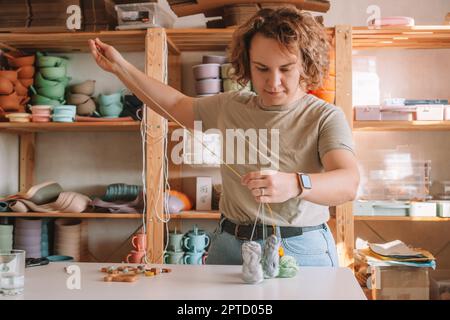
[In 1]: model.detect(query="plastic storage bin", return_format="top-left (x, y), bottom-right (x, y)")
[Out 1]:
top-left (115, 3), bottom-right (175, 30)
top-left (354, 105), bottom-right (381, 121)
top-left (415, 104), bottom-right (444, 121)
top-left (444, 105), bottom-right (450, 120)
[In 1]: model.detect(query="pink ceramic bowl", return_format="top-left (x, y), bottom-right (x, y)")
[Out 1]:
top-left (202, 55), bottom-right (228, 64)
top-left (192, 63), bottom-right (220, 80)
top-left (195, 79), bottom-right (222, 95)
top-left (32, 115), bottom-right (51, 122)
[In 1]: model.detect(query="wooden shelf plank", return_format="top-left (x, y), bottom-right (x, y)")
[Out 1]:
top-left (352, 26), bottom-right (450, 50)
top-left (169, 211), bottom-right (221, 220)
top-left (353, 121), bottom-right (450, 131)
top-left (0, 121), bottom-right (141, 133)
top-left (354, 216), bottom-right (450, 222)
top-left (0, 212), bottom-right (143, 219)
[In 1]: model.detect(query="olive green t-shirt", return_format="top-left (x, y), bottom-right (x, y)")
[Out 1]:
top-left (193, 91), bottom-right (354, 227)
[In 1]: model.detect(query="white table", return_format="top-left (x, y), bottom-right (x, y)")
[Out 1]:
top-left (1, 262), bottom-right (366, 300)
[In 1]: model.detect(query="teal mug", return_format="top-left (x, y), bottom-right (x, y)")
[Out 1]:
top-left (183, 251), bottom-right (204, 265)
top-left (167, 232), bottom-right (184, 252)
top-left (163, 250), bottom-right (184, 264)
top-left (183, 233), bottom-right (210, 253)
top-left (99, 102), bottom-right (123, 118)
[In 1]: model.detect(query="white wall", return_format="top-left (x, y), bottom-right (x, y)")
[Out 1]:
top-left (1, 0), bottom-right (449, 263)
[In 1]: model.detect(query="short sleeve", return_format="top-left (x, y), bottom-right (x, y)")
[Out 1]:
top-left (318, 108), bottom-right (355, 160)
top-left (193, 93), bottom-right (225, 131)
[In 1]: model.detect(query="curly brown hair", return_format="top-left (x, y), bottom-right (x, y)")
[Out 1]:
top-left (229, 7), bottom-right (330, 91)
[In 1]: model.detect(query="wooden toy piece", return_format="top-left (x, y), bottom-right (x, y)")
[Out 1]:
top-left (103, 274), bottom-right (138, 282)
top-left (144, 271), bottom-right (155, 277)
top-left (162, 268), bottom-right (172, 273)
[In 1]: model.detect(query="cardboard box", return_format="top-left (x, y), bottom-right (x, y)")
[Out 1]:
top-left (182, 177), bottom-right (212, 211)
top-left (370, 266), bottom-right (430, 300)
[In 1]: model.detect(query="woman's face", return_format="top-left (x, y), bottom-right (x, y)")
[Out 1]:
top-left (249, 33), bottom-right (305, 107)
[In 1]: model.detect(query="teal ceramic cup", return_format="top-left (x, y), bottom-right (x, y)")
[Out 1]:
top-left (98, 92), bottom-right (122, 105)
top-left (99, 102), bottom-right (123, 118)
top-left (183, 233), bottom-right (210, 253)
top-left (167, 232), bottom-right (184, 252)
top-left (163, 251), bottom-right (184, 264)
top-left (183, 251), bottom-right (204, 265)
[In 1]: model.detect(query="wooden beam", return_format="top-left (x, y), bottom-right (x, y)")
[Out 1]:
top-left (19, 133), bottom-right (35, 193)
top-left (145, 28), bottom-right (167, 264)
top-left (168, 0), bottom-right (330, 17)
top-left (334, 25), bottom-right (354, 268)
top-left (335, 25), bottom-right (353, 127)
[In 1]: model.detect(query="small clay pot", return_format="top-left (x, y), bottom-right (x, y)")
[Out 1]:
top-left (0, 78), bottom-right (14, 95)
top-left (195, 79), bottom-right (221, 95)
top-left (17, 65), bottom-right (35, 79)
top-left (13, 79), bottom-right (28, 96)
top-left (7, 54), bottom-right (35, 68)
top-left (66, 93), bottom-right (90, 105)
top-left (19, 78), bottom-right (34, 88)
top-left (76, 98), bottom-right (96, 116)
top-left (70, 80), bottom-right (96, 96)
top-left (0, 70), bottom-right (18, 82)
top-left (0, 92), bottom-right (27, 110)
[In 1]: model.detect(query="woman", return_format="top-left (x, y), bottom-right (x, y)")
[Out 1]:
top-left (89, 7), bottom-right (359, 267)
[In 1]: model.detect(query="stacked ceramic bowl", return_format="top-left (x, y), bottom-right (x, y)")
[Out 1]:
top-left (98, 91), bottom-right (124, 118)
top-left (29, 105), bottom-right (52, 122)
top-left (2, 53), bottom-right (35, 115)
top-left (14, 218), bottom-right (42, 258)
top-left (54, 218), bottom-right (83, 261)
top-left (67, 80), bottom-right (97, 116)
top-left (193, 60), bottom-right (222, 96)
top-left (0, 224), bottom-right (13, 251)
top-left (32, 52), bottom-right (70, 107)
top-left (52, 105), bottom-right (76, 122)
top-left (103, 183), bottom-right (141, 202)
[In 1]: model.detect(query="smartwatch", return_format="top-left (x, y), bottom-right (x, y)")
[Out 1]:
top-left (296, 173), bottom-right (312, 198)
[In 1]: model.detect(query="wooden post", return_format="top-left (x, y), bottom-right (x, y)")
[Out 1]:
top-left (19, 133), bottom-right (35, 193)
top-left (145, 28), bottom-right (167, 263)
top-left (334, 25), bottom-right (354, 268)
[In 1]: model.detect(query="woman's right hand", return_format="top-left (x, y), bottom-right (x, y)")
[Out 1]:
top-left (88, 38), bottom-right (126, 74)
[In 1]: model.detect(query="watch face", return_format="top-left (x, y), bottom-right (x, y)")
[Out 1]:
top-left (301, 174), bottom-right (312, 189)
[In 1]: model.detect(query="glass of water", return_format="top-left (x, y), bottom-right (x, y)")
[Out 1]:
top-left (0, 249), bottom-right (25, 296)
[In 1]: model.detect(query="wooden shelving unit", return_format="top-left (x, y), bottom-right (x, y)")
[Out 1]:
top-left (354, 121), bottom-right (450, 131)
top-left (0, 121), bottom-right (140, 133)
top-left (354, 216), bottom-right (450, 222)
top-left (169, 211), bottom-right (221, 220)
top-left (0, 212), bottom-right (142, 219)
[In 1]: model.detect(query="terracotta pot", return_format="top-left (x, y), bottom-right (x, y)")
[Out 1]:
top-left (66, 93), bottom-right (90, 105)
top-left (76, 98), bottom-right (96, 116)
top-left (0, 70), bottom-right (18, 82)
top-left (17, 65), bottom-right (35, 79)
top-left (13, 79), bottom-right (28, 96)
top-left (0, 77), bottom-right (14, 95)
top-left (8, 54), bottom-right (35, 68)
top-left (19, 78), bottom-right (34, 88)
top-left (70, 80), bottom-right (96, 96)
top-left (0, 92), bottom-right (27, 110)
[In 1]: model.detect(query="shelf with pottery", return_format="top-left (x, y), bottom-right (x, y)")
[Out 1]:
top-left (169, 210), bottom-right (221, 220)
top-left (0, 121), bottom-right (141, 133)
top-left (0, 212), bottom-right (143, 219)
top-left (353, 120), bottom-right (450, 131)
top-left (354, 216), bottom-right (450, 222)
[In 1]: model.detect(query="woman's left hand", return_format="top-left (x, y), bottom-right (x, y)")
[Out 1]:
top-left (241, 170), bottom-right (300, 203)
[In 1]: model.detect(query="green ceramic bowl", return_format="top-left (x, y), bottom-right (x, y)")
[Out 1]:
top-left (35, 72), bottom-right (59, 88)
top-left (36, 83), bottom-right (65, 100)
top-left (31, 94), bottom-right (65, 106)
top-left (40, 67), bottom-right (66, 80)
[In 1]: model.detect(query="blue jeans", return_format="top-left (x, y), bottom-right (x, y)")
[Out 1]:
top-left (205, 221), bottom-right (339, 266)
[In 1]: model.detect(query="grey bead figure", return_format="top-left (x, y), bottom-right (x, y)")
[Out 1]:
top-left (241, 241), bottom-right (264, 284)
top-left (262, 234), bottom-right (280, 278)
